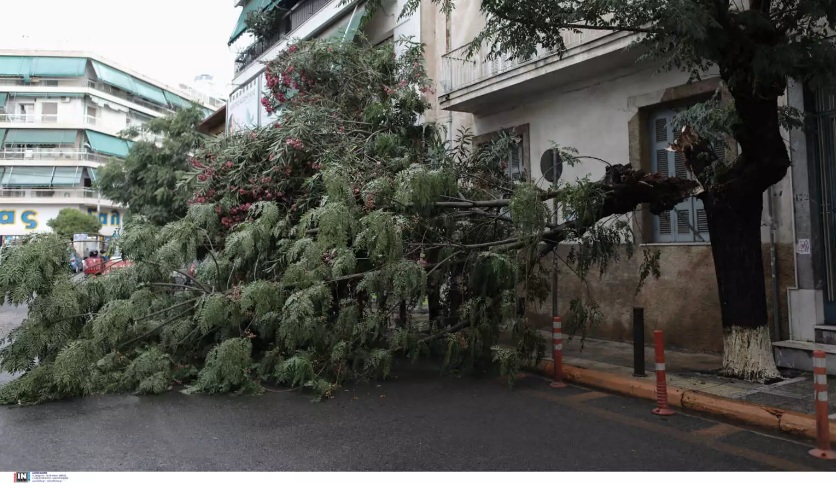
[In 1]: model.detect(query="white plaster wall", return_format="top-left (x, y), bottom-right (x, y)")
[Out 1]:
top-left (97, 104), bottom-right (129, 135)
top-left (463, 62), bottom-right (796, 245)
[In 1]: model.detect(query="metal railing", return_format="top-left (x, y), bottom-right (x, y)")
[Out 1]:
top-left (0, 188), bottom-right (101, 200)
top-left (0, 150), bottom-right (115, 164)
top-left (0, 113), bottom-right (97, 126)
top-left (234, 0), bottom-right (332, 75)
top-left (0, 114), bottom-right (59, 124)
top-left (86, 80), bottom-right (171, 114)
top-left (439, 29), bottom-right (608, 95)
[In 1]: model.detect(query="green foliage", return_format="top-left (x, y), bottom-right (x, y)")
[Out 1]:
top-left (0, 39), bottom-right (652, 405)
top-left (98, 106), bottom-right (206, 226)
top-left (46, 208), bottom-right (102, 239)
top-left (188, 338), bottom-right (262, 394)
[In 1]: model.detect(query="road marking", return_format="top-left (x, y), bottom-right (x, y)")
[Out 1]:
top-left (567, 391), bottom-right (609, 402)
top-left (694, 423), bottom-right (742, 438)
top-left (524, 389), bottom-right (811, 471)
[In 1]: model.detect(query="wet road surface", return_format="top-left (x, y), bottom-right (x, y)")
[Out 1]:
top-left (0, 366), bottom-right (833, 471)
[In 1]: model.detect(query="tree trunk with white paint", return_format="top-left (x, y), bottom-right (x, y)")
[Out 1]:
top-left (703, 190), bottom-right (780, 382)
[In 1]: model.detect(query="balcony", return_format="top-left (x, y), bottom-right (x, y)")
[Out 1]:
top-left (0, 113), bottom-right (132, 140)
top-left (439, 29), bottom-right (639, 114)
top-left (234, 0), bottom-right (332, 75)
top-left (86, 80), bottom-right (171, 114)
top-left (0, 149), bottom-right (115, 164)
top-left (0, 188), bottom-right (96, 199)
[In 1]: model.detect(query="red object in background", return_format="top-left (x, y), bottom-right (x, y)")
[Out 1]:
top-left (83, 257), bottom-right (104, 275)
top-left (550, 316), bottom-right (566, 388)
top-left (652, 330), bottom-right (675, 416)
top-left (809, 350), bottom-right (836, 460)
top-left (100, 259), bottom-right (133, 276)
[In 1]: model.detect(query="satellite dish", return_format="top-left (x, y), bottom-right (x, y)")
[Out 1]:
top-left (540, 149), bottom-right (563, 183)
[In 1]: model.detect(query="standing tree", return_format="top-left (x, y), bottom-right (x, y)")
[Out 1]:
top-left (98, 105), bottom-right (207, 226)
top-left (406, 0), bottom-right (836, 381)
top-left (46, 208), bottom-right (102, 240)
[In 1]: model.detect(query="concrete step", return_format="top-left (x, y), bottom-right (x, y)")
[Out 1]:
top-left (773, 340), bottom-right (836, 373)
top-left (814, 325), bottom-right (836, 346)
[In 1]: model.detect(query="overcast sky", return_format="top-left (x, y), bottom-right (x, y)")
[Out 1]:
top-left (0, 0), bottom-right (238, 95)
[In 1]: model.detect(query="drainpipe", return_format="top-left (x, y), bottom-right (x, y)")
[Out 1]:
top-left (446, 11), bottom-right (454, 147)
top-left (768, 186), bottom-right (782, 341)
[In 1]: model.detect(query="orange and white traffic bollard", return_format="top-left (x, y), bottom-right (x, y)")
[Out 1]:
top-left (809, 350), bottom-right (836, 460)
top-left (550, 316), bottom-right (566, 388)
top-left (652, 330), bottom-right (674, 416)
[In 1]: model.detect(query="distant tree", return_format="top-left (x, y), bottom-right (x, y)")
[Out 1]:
top-left (98, 105), bottom-right (206, 226)
top-left (46, 208), bottom-right (101, 239)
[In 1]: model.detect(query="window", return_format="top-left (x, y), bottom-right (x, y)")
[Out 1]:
top-left (41, 102), bottom-right (58, 123)
top-left (649, 109), bottom-right (709, 243)
top-left (86, 106), bottom-right (98, 125)
top-left (17, 103), bottom-right (35, 117)
top-left (507, 138), bottom-right (525, 181)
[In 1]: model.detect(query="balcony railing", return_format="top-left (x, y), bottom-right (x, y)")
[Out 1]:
top-left (234, 0), bottom-right (332, 75)
top-left (86, 80), bottom-right (171, 114)
top-left (0, 150), bottom-right (116, 164)
top-left (440, 30), bottom-right (608, 95)
top-left (0, 114), bottom-right (59, 124)
top-left (0, 188), bottom-right (103, 200)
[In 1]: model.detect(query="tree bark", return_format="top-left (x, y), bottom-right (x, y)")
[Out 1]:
top-left (702, 191), bottom-right (780, 382)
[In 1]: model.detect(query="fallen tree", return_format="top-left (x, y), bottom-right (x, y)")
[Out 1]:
top-left (0, 40), bottom-right (697, 404)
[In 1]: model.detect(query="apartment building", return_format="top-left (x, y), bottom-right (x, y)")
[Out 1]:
top-left (226, 0), bottom-right (437, 131)
top-left (431, 4), bottom-right (835, 369)
top-left (0, 51), bottom-right (219, 246)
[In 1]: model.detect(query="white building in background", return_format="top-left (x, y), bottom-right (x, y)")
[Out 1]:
top-left (226, 0), bottom-right (427, 132)
top-left (0, 50), bottom-right (215, 246)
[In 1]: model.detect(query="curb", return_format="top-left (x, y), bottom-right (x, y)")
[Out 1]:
top-left (532, 359), bottom-right (836, 445)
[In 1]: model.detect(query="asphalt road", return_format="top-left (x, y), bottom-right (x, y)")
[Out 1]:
top-left (0, 364), bottom-right (833, 472)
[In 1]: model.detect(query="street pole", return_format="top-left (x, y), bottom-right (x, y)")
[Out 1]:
top-left (552, 194), bottom-right (558, 317)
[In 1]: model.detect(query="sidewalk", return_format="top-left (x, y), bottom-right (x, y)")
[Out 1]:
top-left (559, 336), bottom-right (834, 417)
top-left (534, 335), bottom-right (836, 441)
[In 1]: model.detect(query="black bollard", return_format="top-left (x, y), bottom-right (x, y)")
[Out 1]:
top-left (632, 307), bottom-right (646, 377)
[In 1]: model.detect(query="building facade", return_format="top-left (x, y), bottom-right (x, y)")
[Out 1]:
top-left (0, 51), bottom-right (216, 247)
top-left (430, 4), bottom-right (834, 369)
top-left (226, 0), bottom-right (434, 131)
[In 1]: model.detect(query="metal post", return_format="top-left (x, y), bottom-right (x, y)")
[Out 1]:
top-left (551, 182), bottom-right (559, 317)
top-left (633, 307), bottom-right (646, 377)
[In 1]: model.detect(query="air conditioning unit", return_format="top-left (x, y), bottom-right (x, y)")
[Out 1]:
top-left (60, 97), bottom-right (71, 103)
top-left (24, 150), bottom-right (34, 159)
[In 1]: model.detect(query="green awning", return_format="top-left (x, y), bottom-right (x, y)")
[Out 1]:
top-left (325, 4), bottom-right (367, 42)
top-left (341, 4), bottom-right (366, 42)
top-left (29, 57), bottom-right (87, 77)
top-left (132, 78), bottom-right (168, 106)
top-left (0, 56), bottom-right (87, 79)
top-left (0, 93), bottom-right (7, 107)
top-left (87, 167), bottom-right (98, 182)
top-left (4, 129), bottom-right (77, 145)
top-left (51, 166), bottom-right (83, 186)
top-left (91, 60), bottom-right (169, 106)
top-left (0, 129), bottom-right (6, 145)
top-left (229, 0), bottom-right (281, 45)
top-left (91, 61), bottom-right (137, 96)
top-left (1, 166), bottom-right (56, 187)
top-left (164, 90), bottom-right (193, 109)
top-left (0, 56), bottom-right (31, 78)
top-left (85, 130), bottom-right (132, 158)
